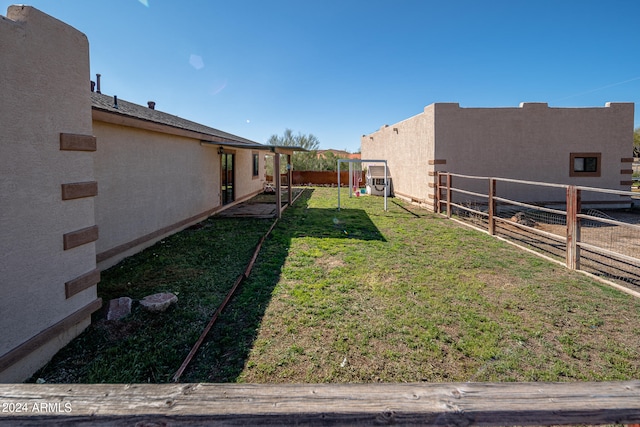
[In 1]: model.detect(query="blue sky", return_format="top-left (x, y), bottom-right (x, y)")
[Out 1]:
top-left (3, 0), bottom-right (639, 152)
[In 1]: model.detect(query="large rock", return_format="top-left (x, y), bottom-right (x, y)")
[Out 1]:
top-left (140, 292), bottom-right (178, 313)
top-left (107, 297), bottom-right (132, 320)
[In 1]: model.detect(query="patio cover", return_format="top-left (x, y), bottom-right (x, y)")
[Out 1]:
top-left (200, 141), bottom-right (307, 218)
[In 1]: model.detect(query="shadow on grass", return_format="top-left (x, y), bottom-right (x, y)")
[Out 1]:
top-left (27, 211), bottom-right (279, 383)
top-left (25, 188), bottom-right (386, 384)
top-left (182, 188), bottom-right (386, 382)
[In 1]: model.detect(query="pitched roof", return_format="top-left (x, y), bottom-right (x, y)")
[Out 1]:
top-left (90, 92), bottom-right (261, 147)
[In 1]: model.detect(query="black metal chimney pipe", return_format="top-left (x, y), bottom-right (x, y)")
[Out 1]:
top-left (96, 73), bottom-right (101, 94)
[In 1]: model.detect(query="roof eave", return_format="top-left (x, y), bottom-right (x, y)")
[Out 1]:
top-left (92, 107), bottom-right (262, 147)
top-left (200, 140), bottom-right (268, 150)
top-left (269, 145), bottom-right (309, 154)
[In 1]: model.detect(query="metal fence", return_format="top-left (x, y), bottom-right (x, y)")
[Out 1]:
top-left (435, 173), bottom-right (640, 294)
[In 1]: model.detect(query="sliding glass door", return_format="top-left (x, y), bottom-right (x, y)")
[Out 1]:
top-left (221, 152), bottom-right (234, 205)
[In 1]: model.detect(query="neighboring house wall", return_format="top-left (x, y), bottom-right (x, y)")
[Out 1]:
top-left (362, 102), bottom-right (634, 208)
top-left (362, 107), bottom-right (435, 205)
top-left (0, 6), bottom-right (100, 382)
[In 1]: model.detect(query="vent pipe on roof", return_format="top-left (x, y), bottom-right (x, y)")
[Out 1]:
top-left (113, 95), bottom-right (118, 109)
top-left (96, 74), bottom-right (101, 94)
top-left (148, 101), bottom-right (156, 110)
top-left (90, 81), bottom-right (95, 92)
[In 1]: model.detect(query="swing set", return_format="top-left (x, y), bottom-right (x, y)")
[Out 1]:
top-left (336, 159), bottom-right (389, 211)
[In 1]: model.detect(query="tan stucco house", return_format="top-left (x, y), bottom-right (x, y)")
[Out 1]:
top-left (0, 5), bottom-right (274, 382)
top-left (362, 102), bottom-right (635, 210)
top-left (91, 91), bottom-right (268, 270)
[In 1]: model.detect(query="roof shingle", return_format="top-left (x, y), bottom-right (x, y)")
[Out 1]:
top-left (91, 92), bottom-right (261, 146)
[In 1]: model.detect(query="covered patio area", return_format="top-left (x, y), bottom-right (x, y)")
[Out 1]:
top-left (199, 143), bottom-right (306, 219)
top-left (216, 188), bottom-right (305, 219)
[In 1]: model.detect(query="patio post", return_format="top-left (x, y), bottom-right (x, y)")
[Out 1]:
top-left (275, 152), bottom-right (281, 218)
top-left (337, 159), bottom-right (342, 210)
top-left (287, 153), bottom-right (293, 207)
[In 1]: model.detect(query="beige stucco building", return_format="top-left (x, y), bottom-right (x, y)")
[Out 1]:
top-left (1, 6), bottom-right (270, 382)
top-left (91, 92), bottom-right (267, 269)
top-left (362, 102), bottom-right (635, 210)
top-left (0, 5), bottom-right (99, 383)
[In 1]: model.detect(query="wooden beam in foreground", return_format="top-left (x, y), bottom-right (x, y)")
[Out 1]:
top-left (1, 381), bottom-right (639, 426)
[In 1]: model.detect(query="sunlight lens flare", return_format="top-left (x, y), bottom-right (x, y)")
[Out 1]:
top-left (210, 79), bottom-right (228, 95)
top-left (138, 0), bottom-right (149, 7)
top-left (189, 54), bottom-right (204, 70)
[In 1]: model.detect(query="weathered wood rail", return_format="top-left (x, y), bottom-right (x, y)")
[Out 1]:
top-left (1, 381), bottom-right (639, 426)
top-left (435, 172), bottom-right (640, 296)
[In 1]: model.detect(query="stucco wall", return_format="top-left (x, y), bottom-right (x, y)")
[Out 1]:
top-left (434, 102), bottom-right (634, 202)
top-left (361, 106), bottom-right (435, 205)
top-left (363, 102), bottom-right (634, 207)
top-left (0, 6), bottom-right (99, 382)
top-left (233, 149), bottom-right (266, 202)
top-left (94, 121), bottom-right (265, 269)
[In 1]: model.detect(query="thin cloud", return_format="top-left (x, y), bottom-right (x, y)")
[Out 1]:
top-left (554, 76), bottom-right (640, 102)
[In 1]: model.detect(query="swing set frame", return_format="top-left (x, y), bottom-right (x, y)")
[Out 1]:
top-left (336, 159), bottom-right (388, 211)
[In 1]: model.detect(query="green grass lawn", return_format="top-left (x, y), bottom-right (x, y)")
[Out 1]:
top-left (30, 187), bottom-right (640, 384)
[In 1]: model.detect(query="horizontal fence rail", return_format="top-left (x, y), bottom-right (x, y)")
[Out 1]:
top-left (0, 382), bottom-right (639, 426)
top-left (436, 172), bottom-right (640, 295)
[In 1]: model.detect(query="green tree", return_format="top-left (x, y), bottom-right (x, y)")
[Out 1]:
top-left (317, 151), bottom-right (340, 171)
top-left (266, 129), bottom-right (354, 172)
top-left (267, 129), bottom-right (322, 171)
top-left (634, 127), bottom-right (640, 157)
top-left (267, 128), bottom-right (319, 149)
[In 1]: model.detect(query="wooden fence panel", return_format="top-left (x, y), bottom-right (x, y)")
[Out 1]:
top-left (436, 172), bottom-right (639, 293)
top-left (267, 171), bottom-right (362, 186)
top-left (1, 381), bottom-right (639, 426)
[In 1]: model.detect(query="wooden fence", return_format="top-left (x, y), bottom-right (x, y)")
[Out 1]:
top-left (1, 381), bottom-right (639, 425)
top-left (435, 172), bottom-right (640, 295)
top-left (267, 171), bottom-right (364, 186)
